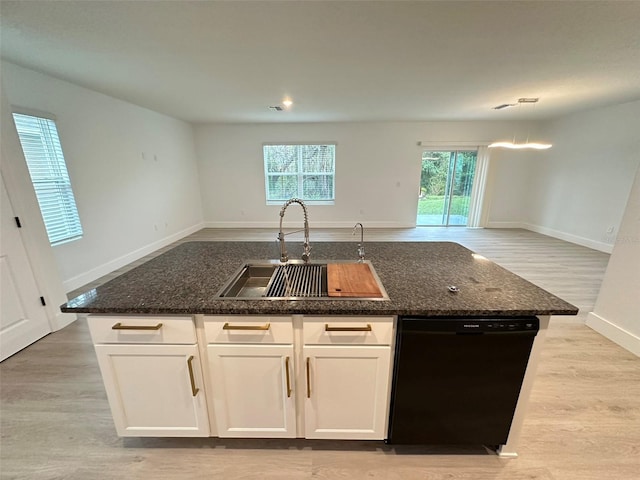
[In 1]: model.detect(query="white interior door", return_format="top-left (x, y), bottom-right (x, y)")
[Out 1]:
top-left (1, 173), bottom-right (51, 361)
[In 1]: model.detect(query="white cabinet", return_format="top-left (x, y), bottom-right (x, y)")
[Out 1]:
top-left (90, 314), bottom-right (394, 440)
top-left (202, 315), bottom-right (394, 440)
top-left (304, 345), bottom-right (391, 439)
top-left (203, 316), bottom-right (296, 438)
top-left (207, 344), bottom-right (296, 438)
top-left (88, 316), bottom-right (209, 437)
top-left (303, 317), bottom-right (394, 440)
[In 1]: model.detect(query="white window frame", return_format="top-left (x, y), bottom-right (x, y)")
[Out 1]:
top-left (12, 109), bottom-right (83, 246)
top-left (263, 143), bottom-right (336, 205)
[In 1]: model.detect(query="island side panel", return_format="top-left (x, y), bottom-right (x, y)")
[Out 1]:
top-left (498, 315), bottom-right (550, 457)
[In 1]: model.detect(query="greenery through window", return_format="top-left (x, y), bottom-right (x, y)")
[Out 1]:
top-left (418, 150), bottom-right (477, 226)
top-left (263, 144), bottom-right (335, 204)
top-left (12, 112), bottom-right (83, 245)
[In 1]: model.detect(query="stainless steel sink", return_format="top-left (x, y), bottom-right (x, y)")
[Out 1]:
top-left (216, 260), bottom-right (389, 301)
top-left (218, 264), bottom-right (278, 298)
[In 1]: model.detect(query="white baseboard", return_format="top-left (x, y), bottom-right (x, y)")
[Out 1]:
top-left (586, 312), bottom-right (640, 357)
top-left (63, 222), bottom-right (205, 293)
top-left (522, 223), bottom-right (613, 253)
top-left (485, 221), bottom-right (613, 253)
top-left (485, 221), bottom-right (525, 229)
top-left (203, 221), bottom-right (415, 229)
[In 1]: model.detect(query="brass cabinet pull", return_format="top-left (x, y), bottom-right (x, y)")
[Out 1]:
top-left (285, 356), bottom-right (292, 398)
top-left (325, 323), bottom-right (372, 332)
top-left (187, 355), bottom-right (199, 397)
top-left (112, 322), bottom-right (163, 331)
top-left (223, 322), bottom-right (271, 331)
top-left (306, 357), bottom-right (311, 398)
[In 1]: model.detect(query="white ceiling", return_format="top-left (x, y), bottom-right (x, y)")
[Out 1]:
top-left (2, 0), bottom-right (639, 124)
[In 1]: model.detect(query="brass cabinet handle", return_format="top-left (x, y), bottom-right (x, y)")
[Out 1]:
top-left (223, 322), bottom-right (271, 331)
top-left (325, 323), bottom-right (372, 332)
top-left (187, 355), bottom-right (199, 397)
top-left (285, 356), bottom-right (292, 398)
top-left (306, 357), bottom-right (311, 398)
top-left (112, 322), bottom-right (163, 330)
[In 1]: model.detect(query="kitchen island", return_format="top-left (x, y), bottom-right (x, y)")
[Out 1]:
top-left (61, 241), bottom-right (578, 457)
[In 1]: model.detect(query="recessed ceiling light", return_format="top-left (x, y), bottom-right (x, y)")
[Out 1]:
top-left (282, 98), bottom-right (293, 108)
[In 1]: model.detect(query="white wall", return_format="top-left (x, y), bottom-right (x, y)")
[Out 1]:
top-left (1, 62), bottom-right (204, 291)
top-left (194, 121), bottom-right (531, 228)
top-left (483, 148), bottom-right (536, 228)
top-left (525, 100), bottom-right (640, 252)
top-left (587, 162), bottom-right (640, 357)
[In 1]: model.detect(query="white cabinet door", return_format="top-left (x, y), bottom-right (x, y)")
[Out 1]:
top-left (304, 345), bottom-right (391, 440)
top-left (94, 344), bottom-right (209, 437)
top-left (208, 343), bottom-right (296, 438)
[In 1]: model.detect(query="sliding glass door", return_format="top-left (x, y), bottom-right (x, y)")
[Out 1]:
top-left (417, 150), bottom-right (477, 226)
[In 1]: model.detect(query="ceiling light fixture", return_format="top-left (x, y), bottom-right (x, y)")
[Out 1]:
top-left (489, 98), bottom-right (552, 150)
top-left (487, 141), bottom-right (552, 150)
top-left (493, 103), bottom-right (516, 110)
top-left (282, 98), bottom-right (293, 108)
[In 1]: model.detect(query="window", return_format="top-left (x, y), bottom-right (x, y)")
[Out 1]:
top-left (12, 112), bottom-right (83, 246)
top-left (263, 143), bottom-right (335, 204)
top-left (417, 149), bottom-right (478, 226)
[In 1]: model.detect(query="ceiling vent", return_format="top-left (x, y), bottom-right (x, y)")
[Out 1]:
top-left (269, 105), bottom-right (283, 111)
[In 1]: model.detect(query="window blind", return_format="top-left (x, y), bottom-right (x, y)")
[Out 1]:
top-left (12, 113), bottom-right (83, 246)
top-left (263, 144), bottom-right (335, 204)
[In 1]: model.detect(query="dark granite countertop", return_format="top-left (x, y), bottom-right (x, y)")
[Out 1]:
top-left (62, 241), bottom-right (578, 317)
top-left (61, 241), bottom-right (578, 317)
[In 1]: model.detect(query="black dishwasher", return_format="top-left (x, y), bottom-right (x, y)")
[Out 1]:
top-left (387, 316), bottom-right (539, 446)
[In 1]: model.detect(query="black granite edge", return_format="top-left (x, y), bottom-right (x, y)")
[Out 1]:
top-left (61, 305), bottom-right (578, 316)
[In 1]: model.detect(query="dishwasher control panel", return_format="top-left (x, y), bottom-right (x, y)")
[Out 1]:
top-left (461, 318), bottom-right (539, 333)
top-left (401, 316), bottom-right (540, 334)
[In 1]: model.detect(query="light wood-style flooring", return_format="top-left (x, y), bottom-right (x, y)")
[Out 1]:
top-left (2, 228), bottom-right (639, 480)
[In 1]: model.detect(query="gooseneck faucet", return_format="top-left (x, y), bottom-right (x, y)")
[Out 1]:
top-left (278, 198), bottom-right (311, 264)
top-left (353, 222), bottom-right (365, 262)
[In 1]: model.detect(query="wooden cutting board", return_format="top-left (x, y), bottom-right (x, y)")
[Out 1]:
top-left (327, 263), bottom-right (383, 298)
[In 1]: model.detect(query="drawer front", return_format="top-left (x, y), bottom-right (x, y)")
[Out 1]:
top-left (303, 316), bottom-right (394, 345)
top-left (204, 316), bottom-right (293, 344)
top-left (88, 315), bottom-right (196, 344)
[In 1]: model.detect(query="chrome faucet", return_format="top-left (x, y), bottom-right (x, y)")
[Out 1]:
top-left (278, 198), bottom-right (311, 264)
top-left (353, 222), bottom-right (365, 262)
